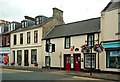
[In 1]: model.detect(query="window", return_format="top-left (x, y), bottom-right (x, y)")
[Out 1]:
top-left (13, 35), bottom-right (16, 45)
top-left (84, 53), bottom-right (96, 68)
top-left (106, 50), bottom-right (120, 68)
top-left (118, 14), bottom-right (120, 32)
top-left (20, 33), bottom-right (23, 44)
top-left (27, 32), bottom-right (30, 44)
top-left (13, 23), bottom-right (16, 30)
top-left (21, 21), bottom-right (27, 28)
top-left (12, 51), bottom-right (15, 63)
top-left (87, 34), bottom-right (94, 47)
top-left (6, 35), bottom-right (10, 46)
top-left (34, 30), bottom-right (38, 43)
top-left (17, 50), bottom-right (22, 65)
top-left (31, 49), bottom-right (37, 64)
top-left (65, 36), bottom-right (70, 49)
top-left (36, 18), bottom-right (39, 25)
top-left (40, 17), bottom-right (43, 23)
top-left (21, 22), bottom-right (24, 28)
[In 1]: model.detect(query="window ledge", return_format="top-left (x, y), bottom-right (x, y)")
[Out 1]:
top-left (115, 32), bottom-right (120, 35)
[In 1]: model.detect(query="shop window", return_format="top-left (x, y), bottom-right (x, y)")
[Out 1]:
top-left (17, 50), bottom-right (22, 65)
top-left (84, 53), bottom-right (96, 68)
top-left (65, 36), bottom-right (71, 49)
top-left (106, 50), bottom-right (120, 68)
top-left (31, 49), bottom-right (37, 64)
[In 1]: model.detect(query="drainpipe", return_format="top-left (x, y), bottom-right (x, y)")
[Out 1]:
top-left (98, 33), bottom-right (100, 71)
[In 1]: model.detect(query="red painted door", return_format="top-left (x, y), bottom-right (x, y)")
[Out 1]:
top-left (64, 54), bottom-right (71, 70)
top-left (74, 54), bottom-right (81, 71)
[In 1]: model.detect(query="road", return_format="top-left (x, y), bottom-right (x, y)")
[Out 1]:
top-left (0, 68), bottom-right (117, 82)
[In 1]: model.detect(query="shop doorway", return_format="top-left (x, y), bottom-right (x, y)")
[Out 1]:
top-left (64, 54), bottom-right (71, 70)
top-left (73, 54), bottom-right (81, 71)
top-left (45, 56), bottom-right (50, 68)
top-left (24, 50), bottom-right (29, 66)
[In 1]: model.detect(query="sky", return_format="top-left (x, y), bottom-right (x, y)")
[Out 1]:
top-left (0, 0), bottom-right (111, 23)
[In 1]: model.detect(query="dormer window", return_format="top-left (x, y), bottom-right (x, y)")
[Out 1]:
top-left (21, 21), bottom-right (27, 28)
top-left (36, 18), bottom-right (39, 25)
top-left (35, 16), bottom-right (44, 25)
top-left (9, 23), bottom-right (16, 31)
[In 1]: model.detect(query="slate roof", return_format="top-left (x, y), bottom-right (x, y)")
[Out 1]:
top-left (43, 17), bottom-right (100, 39)
top-left (11, 17), bottom-right (53, 33)
top-left (102, 1), bottom-right (120, 12)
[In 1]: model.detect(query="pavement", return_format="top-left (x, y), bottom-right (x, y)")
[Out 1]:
top-left (1, 66), bottom-right (120, 81)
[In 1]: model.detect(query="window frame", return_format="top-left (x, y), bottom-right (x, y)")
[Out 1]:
top-left (106, 49), bottom-right (120, 68)
top-left (34, 30), bottom-right (38, 43)
top-left (87, 34), bottom-right (94, 47)
top-left (118, 13), bottom-right (120, 33)
top-left (17, 50), bottom-right (22, 64)
top-left (31, 49), bottom-right (37, 64)
top-left (84, 53), bottom-right (96, 69)
top-left (20, 33), bottom-right (23, 44)
top-left (13, 34), bottom-right (17, 45)
top-left (64, 36), bottom-right (71, 49)
top-left (27, 32), bottom-right (30, 44)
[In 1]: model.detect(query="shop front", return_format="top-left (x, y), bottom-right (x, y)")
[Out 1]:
top-left (0, 47), bottom-right (10, 65)
top-left (103, 41), bottom-right (120, 70)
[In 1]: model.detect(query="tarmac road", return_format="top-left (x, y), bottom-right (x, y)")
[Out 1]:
top-left (1, 68), bottom-right (118, 82)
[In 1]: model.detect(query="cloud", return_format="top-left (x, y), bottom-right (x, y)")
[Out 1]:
top-left (0, 0), bottom-right (111, 23)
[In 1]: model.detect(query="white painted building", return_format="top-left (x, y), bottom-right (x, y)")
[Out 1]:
top-left (42, 17), bottom-right (101, 71)
top-left (10, 8), bottom-right (64, 68)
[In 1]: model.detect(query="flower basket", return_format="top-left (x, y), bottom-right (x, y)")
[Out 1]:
top-left (81, 44), bottom-right (90, 53)
top-left (93, 44), bottom-right (103, 53)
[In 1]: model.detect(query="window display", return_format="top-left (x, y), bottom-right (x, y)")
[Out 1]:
top-left (107, 50), bottom-right (120, 68)
top-left (84, 54), bottom-right (96, 68)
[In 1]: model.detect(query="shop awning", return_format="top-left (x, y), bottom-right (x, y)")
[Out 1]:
top-left (103, 41), bottom-right (120, 48)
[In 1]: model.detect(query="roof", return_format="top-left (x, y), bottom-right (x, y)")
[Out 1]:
top-left (43, 17), bottom-right (100, 39)
top-left (11, 17), bottom-right (53, 33)
top-left (102, 1), bottom-right (120, 12)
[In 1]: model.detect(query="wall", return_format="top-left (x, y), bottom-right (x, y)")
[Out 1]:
top-left (42, 33), bottom-right (99, 69)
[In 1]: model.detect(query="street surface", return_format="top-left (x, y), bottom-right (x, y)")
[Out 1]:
top-left (0, 68), bottom-right (117, 82)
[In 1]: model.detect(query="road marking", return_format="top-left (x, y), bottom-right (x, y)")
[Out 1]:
top-left (2, 69), bottom-right (33, 73)
top-left (73, 76), bottom-right (101, 80)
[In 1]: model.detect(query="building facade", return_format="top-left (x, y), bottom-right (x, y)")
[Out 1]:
top-left (42, 18), bottom-right (101, 71)
top-left (100, 1), bottom-right (120, 72)
top-left (10, 8), bottom-right (64, 68)
top-left (0, 20), bottom-right (21, 65)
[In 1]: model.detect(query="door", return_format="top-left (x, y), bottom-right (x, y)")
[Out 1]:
top-left (74, 54), bottom-right (81, 71)
top-left (24, 50), bottom-right (29, 66)
top-left (64, 54), bottom-right (71, 70)
top-left (45, 56), bottom-right (50, 67)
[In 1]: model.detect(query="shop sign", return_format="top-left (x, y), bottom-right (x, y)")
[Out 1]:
top-left (0, 47), bottom-right (10, 53)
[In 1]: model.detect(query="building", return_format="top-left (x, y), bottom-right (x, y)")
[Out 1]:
top-left (100, 1), bottom-right (120, 72)
top-left (10, 8), bottom-right (64, 68)
top-left (0, 20), bottom-right (10, 65)
top-left (0, 20), bottom-right (21, 65)
top-left (42, 17), bottom-right (100, 71)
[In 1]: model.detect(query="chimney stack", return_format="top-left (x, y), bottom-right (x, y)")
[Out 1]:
top-left (53, 8), bottom-right (63, 21)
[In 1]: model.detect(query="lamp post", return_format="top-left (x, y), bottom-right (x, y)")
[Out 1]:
top-left (90, 36), bottom-right (93, 76)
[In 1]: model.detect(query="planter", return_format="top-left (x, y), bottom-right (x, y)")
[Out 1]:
top-left (34, 63), bottom-right (38, 66)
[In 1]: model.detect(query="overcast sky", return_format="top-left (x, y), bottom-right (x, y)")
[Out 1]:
top-left (0, 0), bottom-right (111, 23)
